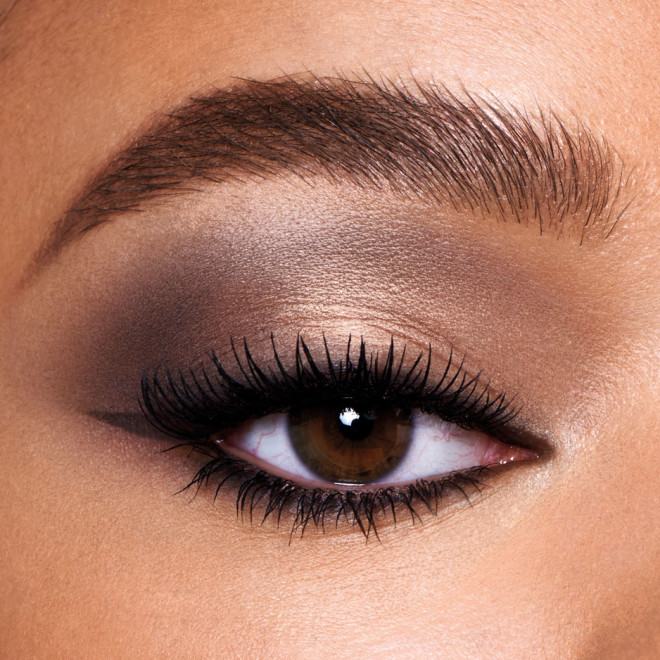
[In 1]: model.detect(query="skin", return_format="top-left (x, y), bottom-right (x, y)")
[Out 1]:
top-left (0, 0), bottom-right (659, 657)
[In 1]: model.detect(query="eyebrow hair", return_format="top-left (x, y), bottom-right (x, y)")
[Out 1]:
top-left (36, 74), bottom-right (634, 267)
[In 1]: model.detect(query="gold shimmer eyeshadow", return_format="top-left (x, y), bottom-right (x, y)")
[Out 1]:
top-left (5, 178), bottom-right (624, 459)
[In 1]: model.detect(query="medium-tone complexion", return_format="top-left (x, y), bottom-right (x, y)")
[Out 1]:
top-left (0, 0), bottom-right (658, 657)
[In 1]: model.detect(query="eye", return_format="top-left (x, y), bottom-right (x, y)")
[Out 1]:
top-left (218, 403), bottom-right (536, 489)
top-left (140, 335), bottom-right (541, 537)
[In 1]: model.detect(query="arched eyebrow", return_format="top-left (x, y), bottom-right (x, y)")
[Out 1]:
top-left (36, 75), bottom-right (635, 269)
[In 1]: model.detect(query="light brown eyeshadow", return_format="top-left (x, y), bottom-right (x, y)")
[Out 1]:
top-left (0, 180), bottom-right (635, 448)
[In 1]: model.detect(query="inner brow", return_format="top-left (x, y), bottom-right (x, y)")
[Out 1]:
top-left (40, 74), bottom-right (633, 262)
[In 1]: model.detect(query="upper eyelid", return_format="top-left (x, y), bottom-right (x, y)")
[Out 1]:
top-left (139, 335), bottom-right (521, 441)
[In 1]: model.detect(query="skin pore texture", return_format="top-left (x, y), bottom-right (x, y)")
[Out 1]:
top-left (0, 0), bottom-right (659, 657)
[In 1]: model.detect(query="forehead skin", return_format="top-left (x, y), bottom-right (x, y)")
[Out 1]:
top-left (0, 0), bottom-right (659, 658)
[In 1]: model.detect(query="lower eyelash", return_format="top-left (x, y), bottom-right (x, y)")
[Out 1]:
top-left (174, 442), bottom-right (492, 541)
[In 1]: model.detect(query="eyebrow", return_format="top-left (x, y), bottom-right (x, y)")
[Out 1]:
top-left (36, 74), bottom-right (634, 268)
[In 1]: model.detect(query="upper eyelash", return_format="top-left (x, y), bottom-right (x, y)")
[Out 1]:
top-left (140, 334), bottom-right (519, 440)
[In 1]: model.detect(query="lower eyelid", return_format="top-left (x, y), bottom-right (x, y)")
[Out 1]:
top-left (177, 443), bottom-right (509, 540)
top-left (158, 425), bottom-right (542, 540)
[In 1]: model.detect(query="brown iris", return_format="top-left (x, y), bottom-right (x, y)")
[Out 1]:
top-left (288, 403), bottom-right (412, 484)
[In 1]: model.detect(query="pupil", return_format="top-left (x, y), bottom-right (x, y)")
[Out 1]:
top-left (337, 407), bottom-right (376, 441)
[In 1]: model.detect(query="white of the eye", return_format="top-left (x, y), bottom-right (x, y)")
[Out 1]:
top-left (369, 411), bottom-right (492, 484)
top-left (223, 414), bottom-right (320, 483)
top-left (222, 410), bottom-right (494, 488)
